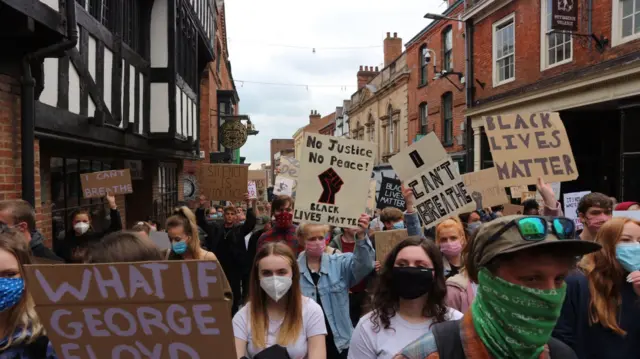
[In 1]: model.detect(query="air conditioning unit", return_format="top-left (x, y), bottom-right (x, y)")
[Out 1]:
top-left (199, 151), bottom-right (205, 159)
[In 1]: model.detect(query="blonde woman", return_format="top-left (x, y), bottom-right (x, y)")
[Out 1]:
top-left (554, 217), bottom-right (640, 359)
top-left (234, 242), bottom-right (326, 358)
top-left (165, 206), bottom-right (217, 260)
top-left (297, 223), bottom-right (341, 257)
top-left (0, 228), bottom-right (57, 358)
top-left (435, 218), bottom-right (465, 278)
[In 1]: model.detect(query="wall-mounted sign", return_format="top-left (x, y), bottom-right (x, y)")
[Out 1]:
top-left (552, 0), bottom-right (578, 31)
top-left (220, 119), bottom-right (248, 150)
top-left (124, 160), bottom-right (143, 180)
top-left (183, 174), bottom-right (198, 200)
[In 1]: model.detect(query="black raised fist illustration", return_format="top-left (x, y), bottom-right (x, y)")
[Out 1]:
top-left (318, 168), bottom-right (344, 204)
top-left (471, 191), bottom-right (483, 211)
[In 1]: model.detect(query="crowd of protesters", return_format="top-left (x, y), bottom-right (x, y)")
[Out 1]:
top-left (0, 176), bottom-right (638, 359)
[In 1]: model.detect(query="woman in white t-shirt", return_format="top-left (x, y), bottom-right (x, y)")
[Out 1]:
top-left (233, 242), bottom-right (327, 359)
top-left (348, 236), bottom-right (463, 359)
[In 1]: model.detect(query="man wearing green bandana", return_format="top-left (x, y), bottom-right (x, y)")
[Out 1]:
top-left (393, 215), bottom-right (601, 359)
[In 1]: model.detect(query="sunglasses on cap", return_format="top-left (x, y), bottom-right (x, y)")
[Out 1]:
top-left (479, 216), bottom-right (576, 258)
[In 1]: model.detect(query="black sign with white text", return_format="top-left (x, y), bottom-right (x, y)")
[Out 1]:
top-left (376, 177), bottom-right (406, 211)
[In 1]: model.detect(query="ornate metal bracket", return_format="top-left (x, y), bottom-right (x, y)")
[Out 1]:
top-left (549, 30), bottom-right (608, 53)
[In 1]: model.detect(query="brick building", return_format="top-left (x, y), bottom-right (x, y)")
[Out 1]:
top-left (406, 0), bottom-right (467, 172)
top-left (270, 139), bottom-right (294, 182)
top-left (347, 32), bottom-right (409, 165)
top-left (0, 0), bottom-right (221, 246)
top-left (292, 110), bottom-right (335, 159)
top-left (462, 0), bottom-right (640, 199)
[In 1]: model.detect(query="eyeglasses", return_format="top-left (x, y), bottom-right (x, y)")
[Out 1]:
top-left (479, 216), bottom-right (576, 259)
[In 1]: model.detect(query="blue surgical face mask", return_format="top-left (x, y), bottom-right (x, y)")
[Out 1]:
top-left (0, 277), bottom-right (24, 313)
top-left (616, 242), bottom-right (640, 272)
top-left (393, 221), bottom-right (405, 230)
top-left (172, 241), bottom-right (188, 255)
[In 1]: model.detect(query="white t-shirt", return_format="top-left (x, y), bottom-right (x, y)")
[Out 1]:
top-left (348, 307), bottom-right (463, 359)
top-left (233, 297), bottom-right (327, 359)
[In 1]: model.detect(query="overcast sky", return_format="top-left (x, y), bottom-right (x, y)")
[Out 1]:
top-left (225, 0), bottom-right (446, 168)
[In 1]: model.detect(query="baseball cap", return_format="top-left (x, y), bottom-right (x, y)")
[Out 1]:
top-left (471, 215), bottom-right (602, 267)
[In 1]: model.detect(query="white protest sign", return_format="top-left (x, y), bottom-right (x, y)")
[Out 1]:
top-left (294, 133), bottom-right (376, 228)
top-left (247, 181), bottom-right (257, 199)
top-left (389, 132), bottom-right (447, 181)
top-left (273, 176), bottom-right (295, 197)
top-left (563, 191), bottom-right (591, 230)
top-left (613, 210), bottom-right (640, 221)
top-left (24, 261), bottom-right (235, 359)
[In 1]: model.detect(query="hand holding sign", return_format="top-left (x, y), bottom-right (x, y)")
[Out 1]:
top-left (536, 177), bottom-right (556, 207)
top-left (472, 191), bottom-right (483, 211)
top-left (318, 168), bottom-right (344, 204)
top-left (355, 213), bottom-right (370, 240)
top-left (401, 184), bottom-right (415, 212)
top-left (106, 193), bottom-right (117, 209)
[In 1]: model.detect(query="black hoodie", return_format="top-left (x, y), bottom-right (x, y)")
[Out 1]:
top-left (54, 208), bottom-right (122, 263)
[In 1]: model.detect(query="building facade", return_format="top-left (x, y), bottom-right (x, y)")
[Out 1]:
top-left (0, 0), bottom-right (218, 245)
top-left (463, 0), bottom-right (640, 200)
top-left (335, 101), bottom-right (351, 138)
top-left (406, 0), bottom-right (467, 172)
top-left (270, 138), bottom-right (294, 182)
top-left (292, 110), bottom-right (335, 159)
top-left (347, 32), bottom-right (409, 165)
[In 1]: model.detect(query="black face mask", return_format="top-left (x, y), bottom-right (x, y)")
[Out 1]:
top-left (391, 267), bottom-right (434, 300)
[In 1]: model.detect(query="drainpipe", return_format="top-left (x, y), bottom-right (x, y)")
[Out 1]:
top-left (464, 19), bottom-right (475, 173)
top-left (21, 0), bottom-right (77, 206)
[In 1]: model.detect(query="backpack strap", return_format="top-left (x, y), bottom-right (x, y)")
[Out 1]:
top-left (432, 320), bottom-right (466, 359)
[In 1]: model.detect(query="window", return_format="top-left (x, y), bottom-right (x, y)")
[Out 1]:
top-left (50, 157), bottom-right (114, 243)
top-left (419, 103), bottom-right (428, 135)
top-left (153, 163), bottom-right (179, 226)
top-left (123, 0), bottom-right (142, 53)
top-left (419, 45), bottom-right (428, 86)
top-left (443, 26), bottom-right (453, 71)
top-left (492, 14), bottom-right (515, 86)
top-left (177, 2), bottom-right (198, 91)
top-left (442, 92), bottom-right (453, 145)
top-left (542, 0), bottom-right (572, 68)
top-left (388, 105), bottom-right (395, 153)
top-left (612, 0), bottom-right (640, 46)
top-left (368, 114), bottom-right (375, 142)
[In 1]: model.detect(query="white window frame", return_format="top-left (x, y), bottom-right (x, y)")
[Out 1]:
top-left (492, 13), bottom-right (516, 87)
top-left (540, 0), bottom-right (573, 70)
top-left (612, 0), bottom-right (640, 47)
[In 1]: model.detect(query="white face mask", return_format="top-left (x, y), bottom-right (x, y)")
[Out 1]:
top-left (260, 276), bottom-right (292, 302)
top-left (74, 222), bottom-right (90, 235)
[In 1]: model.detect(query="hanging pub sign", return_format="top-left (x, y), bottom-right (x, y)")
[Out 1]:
top-left (551, 0), bottom-right (578, 31)
top-left (220, 118), bottom-right (248, 150)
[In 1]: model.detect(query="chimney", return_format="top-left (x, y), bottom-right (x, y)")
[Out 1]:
top-left (357, 65), bottom-right (380, 90)
top-left (383, 32), bottom-right (403, 67)
top-left (309, 110), bottom-right (321, 125)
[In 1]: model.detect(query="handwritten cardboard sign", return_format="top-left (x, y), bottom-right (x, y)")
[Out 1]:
top-left (24, 261), bottom-right (235, 359)
top-left (502, 203), bottom-right (525, 215)
top-left (365, 179), bottom-right (377, 217)
top-left (462, 168), bottom-right (509, 209)
top-left (389, 133), bottom-right (447, 181)
top-left (376, 177), bottom-right (406, 211)
top-left (247, 181), bottom-right (257, 199)
top-left (248, 170), bottom-right (268, 201)
top-left (273, 176), bottom-right (295, 197)
top-left (80, 169), bottom-right (133, 199)
top-left (509, 185), bottom-right (529, 200)
top-left (483, 112), bottom-right (578, 186)
top-left (375, 229), bottom-right (407, 262)
top-left (563, 191), bottom-right (590, 230)
top-left (199, 164), bottom-right (248, 201)
top-left (277, 157), bottom-right (299, 180)
top-left (294, 134), bottom-right (376, 229)
top-left (521, 191), bottom-right (537, 202)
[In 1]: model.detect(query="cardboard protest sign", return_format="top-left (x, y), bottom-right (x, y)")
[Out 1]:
top-left (277, 157), bottom-right (300, 180)
top-left (389, 132), bottom-right (447, 181)
top-left (294, 134), bottom-right (376, 228)
top-left (365, 179), bottom-right (377, 217)
top-left (563, 191), bottom-right (591, 230)
top-left (509, 185), bottom-right (529, 199)
top-left (248, 170), bottom-right (269, 201)
top-left (502, 203), bottom-right (525, 215)
top-left (24, 261), bottom-right (235, 359)
top-left (521, 191), bottom-right (537, 202)
top-left (375, 229), bottom-right (407, 262)
top-left (376, 177), bottom-right (406, 210)
top-left (247, 181), bottom-right (257, 199)
top-left (199, 164), bottom-right (248, 201)
top-left (483, 112), bottom-right (578, 186)
top-left (462, 168), bottom-right (509, 209)
top-left (80, 169), bottom-right (133, 198)
top-left (273, 176), bottom-right (295, 197)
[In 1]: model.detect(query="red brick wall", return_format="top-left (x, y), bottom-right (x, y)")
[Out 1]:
top-left (406, 3), bottom-right (466, 154)
top-left (0, 74), bottom-right (51, 245)
top-left (471, 0), bottom-right (640, 102)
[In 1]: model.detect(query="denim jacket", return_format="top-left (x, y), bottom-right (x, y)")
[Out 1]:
top-left (298, 236), bottom-right (375, 352)
top-left (403, 210), bottom-right (423, 237)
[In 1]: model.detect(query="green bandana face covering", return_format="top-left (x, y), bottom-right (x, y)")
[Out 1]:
top-left (471, 268), bottom-right (567, 359)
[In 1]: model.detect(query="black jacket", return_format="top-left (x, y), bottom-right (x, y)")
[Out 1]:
top-left (30, 231), bottom-right (63, 262)
top-left (54, 208), bottom-right (122, 263)
top-left (196, 208), bottom-right (256, 281)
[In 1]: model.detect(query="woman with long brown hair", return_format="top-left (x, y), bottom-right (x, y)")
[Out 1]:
top-left (553, 217), bottom-right (640, 359)
top-left (348, 236), bottom-right (462, 359)
top-left (0, 228), bottom-right (57, 358)
top-left (165, 206), bottom-right (217, 260)
top-left (233, 242), bottom-right (327, 358)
